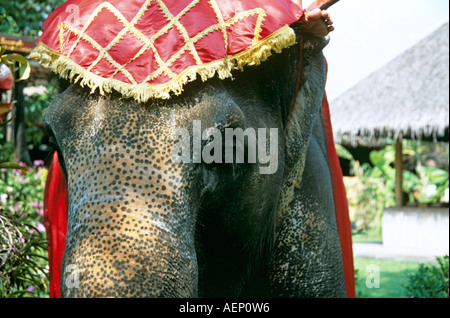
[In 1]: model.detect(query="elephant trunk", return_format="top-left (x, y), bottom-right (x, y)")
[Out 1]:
top-left (60, 161), bottom-right (198, 297)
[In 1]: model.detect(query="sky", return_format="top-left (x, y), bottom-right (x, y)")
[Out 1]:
top-left (302, 0), bottom-right (450, 100)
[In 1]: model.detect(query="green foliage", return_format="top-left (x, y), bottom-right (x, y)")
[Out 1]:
top-left (404, 255), bottom-right (449, 298)
top-left (354, 268), bottom-right (367, 298)
top-left (341, 140), bottom-right (449, 233)
top-left (368, 142), bottom-right (423, 206)
top-left (0, 48), bottom-right (31, 82)
top-left (0, 0), bottom-right (65, 37)
top-left (413, 165), bottom-right (449, 204)
top-left (350, 161), bottom-right (386, 232)
top-left (369, 142), bottom-right (449, 205)
top-left (0, 161), bottom-right (49, 298)
top-left (0, 1), bottom-right (61, 297)
top-left (335, 144), bottom-right (353, 161)
top-left (354, 257), bottom-right (439, 298)
top-left (343, 153), bottom-right (389, 233)
top-left (25, 81), bottom-right (59, 149)
top-left (1, 43), bottom-right (32, 170)
top-left (0, 142), bottom-right (14, 163)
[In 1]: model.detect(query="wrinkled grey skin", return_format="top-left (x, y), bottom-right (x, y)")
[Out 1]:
top-left (44, 30), bottom-right (346, 297)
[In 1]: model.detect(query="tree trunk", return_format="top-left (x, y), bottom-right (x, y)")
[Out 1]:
top-left (395, 136), bottom-right (404, 207)
top-left (14, 79), bottom-right (32, 166)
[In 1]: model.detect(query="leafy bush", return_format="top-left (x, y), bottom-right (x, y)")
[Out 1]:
top-left (25, 81), bottom-right (58, 152)
top-left (0, 142), bottom-right (14, 163)
top-left (412, 165), bottom-right (449, 204)
top-left (337, 144), bottom-right (389, 233)
top-left (354, 268), bottom-right (367, 298)
top-left (338, 140), bottom-right (449, 235)
top-left (404, 255), bottom-right (449, 298)
top-left (0, 161), bottom-right (49, 298)
top-left (0, 0), bottom-right (65, 37)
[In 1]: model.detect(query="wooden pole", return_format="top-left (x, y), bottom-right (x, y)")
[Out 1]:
top-left (395, 136), bottom-right (404, 207)
top-left (14, 78), bottom-right (32, 166)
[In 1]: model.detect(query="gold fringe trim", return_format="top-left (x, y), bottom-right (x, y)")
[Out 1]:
top-left (29, 25), bottom-right (296, 102)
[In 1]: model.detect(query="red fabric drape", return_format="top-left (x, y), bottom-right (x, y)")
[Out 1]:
top-left (321, 91), bottom-right (356, 298)
top-left (320, 57), bottom-right (355, 297)
top-left (43, 152), bottom-right (68, 298)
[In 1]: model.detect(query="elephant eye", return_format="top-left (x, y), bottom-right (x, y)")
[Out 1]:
top-left (45, 124), bottom-right (62, 158)
top-left (45, 124), bottom-right (58, 149)
top-left (48, 135), bottom-right (59, 151)
top-left (45, 125), bottom-right (68, 180)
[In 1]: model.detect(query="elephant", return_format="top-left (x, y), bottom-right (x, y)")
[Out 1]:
top-left (34, 0), bottom-right (354, 298)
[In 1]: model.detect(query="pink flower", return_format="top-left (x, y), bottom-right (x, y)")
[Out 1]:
top-left (36, 209), bottom-right (44, 217)
top-left (31, 201), bottom-right (41, 208)
top-left (32, 201), bottom-right (44, 217)
top-left (33, 160), bottom-right (45, 166)
top-left (35, 221), bottom-right (46, 233)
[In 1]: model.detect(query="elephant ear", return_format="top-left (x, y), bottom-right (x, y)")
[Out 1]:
top-left (29, 0), bottom-right (304, 102)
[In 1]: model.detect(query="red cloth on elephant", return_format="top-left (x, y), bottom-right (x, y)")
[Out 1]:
top-left (321, 58), bottom-right (355, 298)
top-left (31, 0), bottom-right (304, 101)
top-left (43, 152), bottom-right (68, 298)
top-left (322, 92), bottom-right (356, 298)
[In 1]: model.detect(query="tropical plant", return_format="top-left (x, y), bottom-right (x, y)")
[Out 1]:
top-left (0, 44), bottom-right (31, 173)
top-left (404, 255), bottom-right (449, 298)
top-left (338, 140), bottom-right (449, 233)
top-left (25, 79), bottom-right (61, 152)
top-left (368, 142), bottom-right (424, 205)
top-left (412, 165), bottom-right (449, 204)
top-left (1, 45), bottom-right (31, 84)
top-left (0, 161), bottom-right (49, 297)
top-left (0, 0), bottom-right (65, 38)
top-left (337, 144), bottom-right (388, 233)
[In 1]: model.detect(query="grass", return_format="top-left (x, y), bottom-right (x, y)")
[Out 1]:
top-left (354, 257), bottom-right (434, 298)
top-left (352, 227), bottom-right (383, 243)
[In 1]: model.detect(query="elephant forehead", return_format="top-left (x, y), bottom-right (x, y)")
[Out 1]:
top-left (30, 0), bottom-right (303, 102)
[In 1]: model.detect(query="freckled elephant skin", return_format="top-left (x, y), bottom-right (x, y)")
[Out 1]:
top-left (45, 34), bottom-right (346, 297)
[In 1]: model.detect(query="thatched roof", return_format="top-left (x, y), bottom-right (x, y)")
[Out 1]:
top-left (330, 23), bottom-right (449, 146)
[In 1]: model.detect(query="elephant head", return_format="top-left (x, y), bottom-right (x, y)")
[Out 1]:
top-left (34, 0), bottom-right (351, 297)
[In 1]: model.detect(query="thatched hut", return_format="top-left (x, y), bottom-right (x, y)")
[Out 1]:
top-left (330, 22), bottom-right (449, 206)
top-left (330, 22), bottom-right (449, 146)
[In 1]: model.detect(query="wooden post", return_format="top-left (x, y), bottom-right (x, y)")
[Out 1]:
top-left (14, 78), bottom-right (32, 166)
top-left (395, 136), bottom-right (404, 207)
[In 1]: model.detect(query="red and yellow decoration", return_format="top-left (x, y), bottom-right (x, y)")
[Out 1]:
top-left (30, 0), bottom-right (304, 101)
